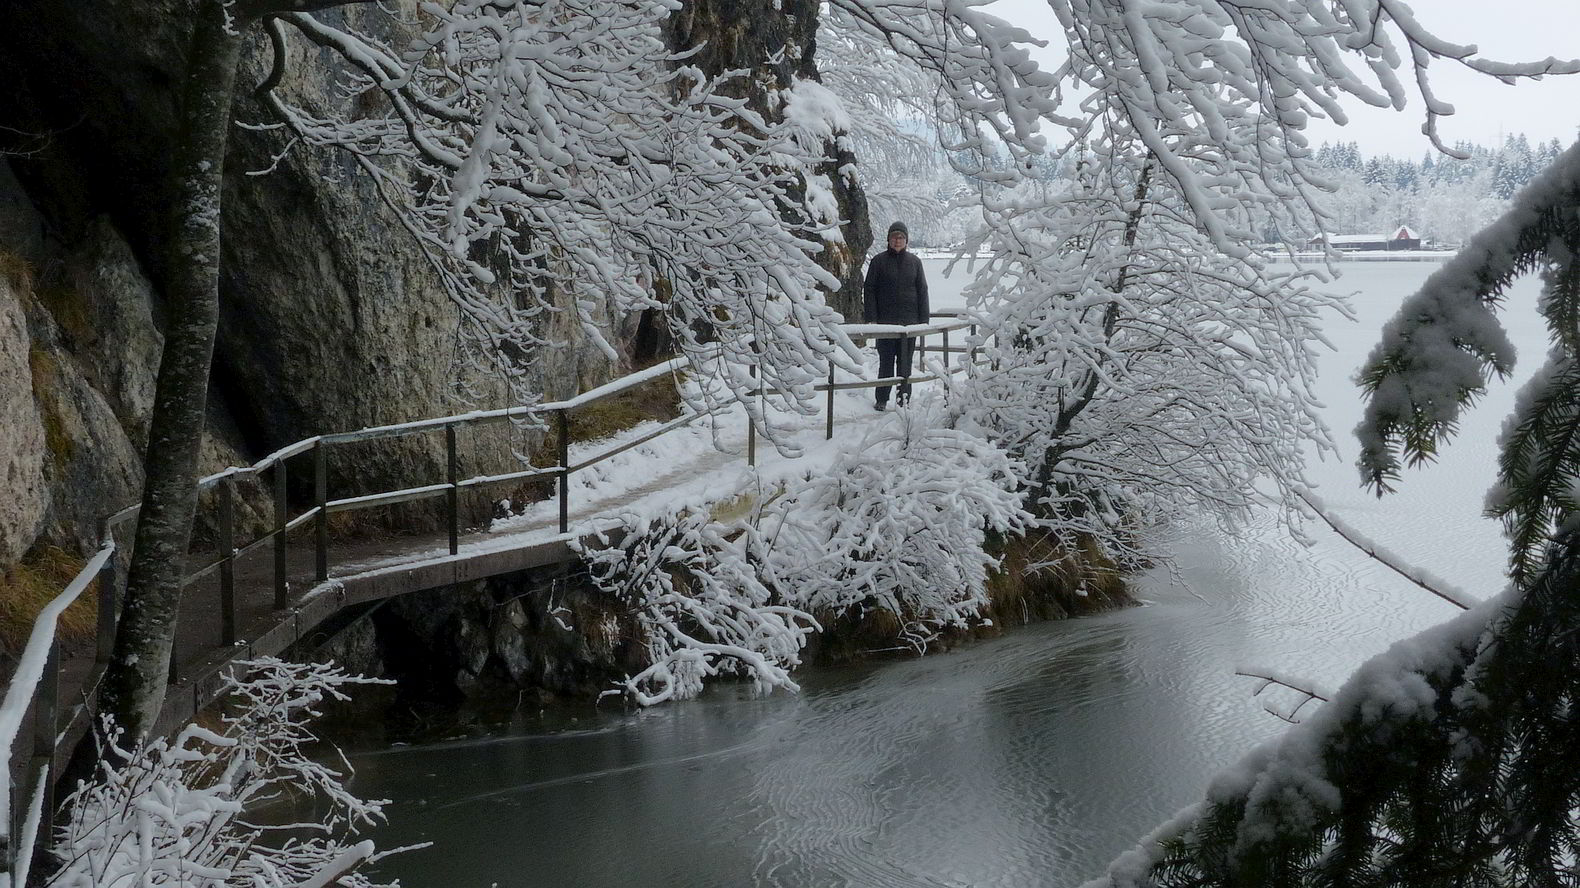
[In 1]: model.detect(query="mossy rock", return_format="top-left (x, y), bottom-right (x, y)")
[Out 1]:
top-left (27, 345), bottom-right (74, 470)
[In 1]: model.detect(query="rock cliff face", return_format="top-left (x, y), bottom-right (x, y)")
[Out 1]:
top-left (0, 269), bottom-right (47, 565)
top-left (0, 2), bottom-right (629, 568)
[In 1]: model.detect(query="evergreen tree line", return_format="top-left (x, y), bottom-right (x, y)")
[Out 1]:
top-left (1307, 134), bottom-right (1569, 246)
top-left (897, 133), bottom-right (1572, 250)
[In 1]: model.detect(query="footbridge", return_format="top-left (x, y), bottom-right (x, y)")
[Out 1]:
top-left (1, 315), bottom-right (981, 872)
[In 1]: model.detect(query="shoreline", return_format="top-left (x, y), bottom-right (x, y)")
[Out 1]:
top-left (912, 248), bottom-right (1457, 263)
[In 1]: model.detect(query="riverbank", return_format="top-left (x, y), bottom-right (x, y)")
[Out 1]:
top-left (302, 523), bottom-right (1138, 744)
top-left (329, 256), bottom-right (1541, 888)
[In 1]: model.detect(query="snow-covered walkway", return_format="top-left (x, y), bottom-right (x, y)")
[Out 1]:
top-left (153, 358), bottom-right (955, 734)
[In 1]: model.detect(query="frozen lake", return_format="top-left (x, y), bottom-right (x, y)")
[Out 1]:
top-left (346, 258), bottom-right (1545, 887)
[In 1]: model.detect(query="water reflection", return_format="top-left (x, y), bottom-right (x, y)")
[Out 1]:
top-left (348, 511), bottom-right (1459, 887)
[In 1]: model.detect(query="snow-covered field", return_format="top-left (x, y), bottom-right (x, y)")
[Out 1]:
top-left (1293, 259), bottom-right (1539, 603)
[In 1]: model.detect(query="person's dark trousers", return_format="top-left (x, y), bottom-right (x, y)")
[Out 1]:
top-left (876, 337), bottom-right (916, 406)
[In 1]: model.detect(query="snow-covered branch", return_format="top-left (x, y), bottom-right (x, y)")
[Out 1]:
top-left (47, 659), bottom-right (405, 888)
top-left (264, 0), bottom-right (864, 425)
top-left (1293, 486), bottom-right (1474, 609)
top-left (579, 417), bottom-right (1028, 704)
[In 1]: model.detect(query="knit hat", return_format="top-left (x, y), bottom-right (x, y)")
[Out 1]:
top-left (887, 221), bottom-right (908, 238)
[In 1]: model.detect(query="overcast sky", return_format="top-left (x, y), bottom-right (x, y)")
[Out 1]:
top-left (991, 0), bottom-right (1580, 157)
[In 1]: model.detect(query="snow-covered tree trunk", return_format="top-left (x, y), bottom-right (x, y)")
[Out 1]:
top-left (99, 0), bottom-right (246, 742)
top-left (101, 0), bottom-right (377, 742)
top-left (665, 0), bottom-right (873, 321)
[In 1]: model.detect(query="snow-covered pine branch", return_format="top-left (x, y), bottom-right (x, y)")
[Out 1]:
top-left (1086, 530), bottom-right (1580, 888)
top-left (48, 659), bottom-right (403, 888)
top-left (578, 417), bottom-right (1028, 704)
top-left (1356, 140), bottom-right (1580, 583)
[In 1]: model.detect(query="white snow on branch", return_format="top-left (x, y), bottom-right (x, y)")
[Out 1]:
top-left (46, 659), bottom-right (407, 888)
top-left (578, 416), bottom-right (1027, 704)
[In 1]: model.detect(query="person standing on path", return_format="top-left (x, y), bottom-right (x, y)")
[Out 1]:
top-left (862, 221), bottom-right (929, 410)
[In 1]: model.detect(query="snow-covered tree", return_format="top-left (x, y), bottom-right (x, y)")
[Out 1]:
top-left (50, 659), bottom-right (397, 887)
top-left (579, 418), bottom-right (1027, 704)
top-left (947, 140), bottom-right (1338, 565)
top-left (1084, 136), bottom-right (1580, 888)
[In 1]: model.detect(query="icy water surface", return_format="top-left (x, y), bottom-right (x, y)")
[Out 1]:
top-left (349, 260), bottom-right (1546, 887)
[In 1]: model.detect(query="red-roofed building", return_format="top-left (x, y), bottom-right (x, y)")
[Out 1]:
top-left (1307, 226), bottom-right (1422, 252)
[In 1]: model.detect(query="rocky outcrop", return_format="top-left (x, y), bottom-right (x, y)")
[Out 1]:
top-left (0, 3), bottom-right (632, 566)
top-left (0, 271), bottom-right (46, 565)
top-left (302, 563), bottom-right (643, 734)
top-left (0, 162), bottom-right (273, 561)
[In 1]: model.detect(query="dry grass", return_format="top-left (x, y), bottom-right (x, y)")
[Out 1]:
top-left (983, 528), bottom-right (1131, 624)
top-left (0, 545), bottom-right (99, 663)
top-left (0, 247), bottom-right (34, 293)
top-left (28, 346), bottom-right (74, 469)
top-left (34, 278), bottom-right (95, 347)
top-left (809, 528), bottom-right (1136, 666)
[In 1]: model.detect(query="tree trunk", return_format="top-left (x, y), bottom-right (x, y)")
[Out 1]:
top-left (1036, 158), bottom-right (1154, 503)
top-left (98, 0), bottom-right (247, 741)
top-left (666, 0), bottom-right (873, 321)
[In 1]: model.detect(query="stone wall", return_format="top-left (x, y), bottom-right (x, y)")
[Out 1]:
top-left (303, 563), bottom-right (646, 736)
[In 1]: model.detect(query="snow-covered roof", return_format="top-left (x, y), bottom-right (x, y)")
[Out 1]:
top-left (1392, 225), bottom-right (1420, 239)
top-left (1309, 233), bottom-right (1388, 245)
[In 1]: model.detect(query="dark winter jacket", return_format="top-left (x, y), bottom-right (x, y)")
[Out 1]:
top-left (862, 249), bottom-right (929, 325)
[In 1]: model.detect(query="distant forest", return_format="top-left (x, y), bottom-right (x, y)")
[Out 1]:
top-left (1307, 135), bottom-right (1568, 245)
top-left (902, 134), bottom-right (1569, 249)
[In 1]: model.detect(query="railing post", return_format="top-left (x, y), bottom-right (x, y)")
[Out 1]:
top-left (825, 364), bottom-right (835, 440)
top-left (747, 365), bottom-right (757, 467)
top-left (446, 423), bottom-right (460, 556)
top-left (219, 476), bottom-right (236, 646)
top-left (273, 459), bottom-right (288, 610)
top-left (943, 326), bottom-right (951, 371)
top-left (28, 640), bottom-right (60, 852)
top-left (314, 441), bottom-right (329, 582)
top-left (557, 409), bottom-right (570, 535)
top-left (4, 775), bottom-right (12, 884)
top-left (96, 522), bottom-right (117, 669)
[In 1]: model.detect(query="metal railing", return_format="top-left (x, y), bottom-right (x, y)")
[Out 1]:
top-left (1, 314), bottom-right (978, 880)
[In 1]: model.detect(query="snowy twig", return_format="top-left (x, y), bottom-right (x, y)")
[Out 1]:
top-left (1294, 486), bottom-right (1474, 610)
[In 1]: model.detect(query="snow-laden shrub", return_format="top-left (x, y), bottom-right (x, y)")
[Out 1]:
top-left (580, 418), bottom-right (1028, 704)
top-left (943, 152), bottom-right (1337, 569)
top-left (48, 659), bottom-right (405, 887)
